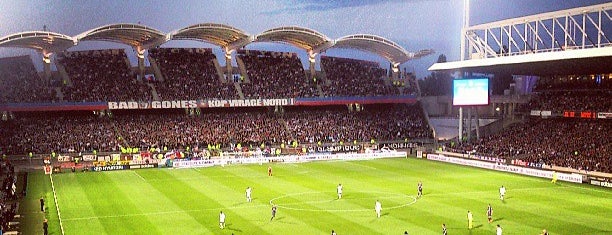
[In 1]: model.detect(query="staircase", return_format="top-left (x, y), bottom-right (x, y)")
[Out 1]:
top-left (235, 57), bottom-right (250, 83)
top-left (212, 58), bottom-right (226, 82)
top-left (147, 56), bottom-right (165, 81)
top-left (234, 83), bottom-right (245, 99)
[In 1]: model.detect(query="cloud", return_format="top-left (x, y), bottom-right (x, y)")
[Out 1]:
top-left (262, 0), bottom-right (417, 15)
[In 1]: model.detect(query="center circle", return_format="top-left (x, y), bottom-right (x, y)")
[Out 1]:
top-left (269, 191), bottom-right (417, 212)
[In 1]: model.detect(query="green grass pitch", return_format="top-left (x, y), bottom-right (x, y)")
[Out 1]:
top-left (20, 157), bottom-right (612, 234)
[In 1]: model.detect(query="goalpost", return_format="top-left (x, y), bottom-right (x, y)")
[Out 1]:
top-left (49, 173), bottom-right (66, 235)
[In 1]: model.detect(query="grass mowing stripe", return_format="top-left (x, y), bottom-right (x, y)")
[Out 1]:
top-left (215, 165), bottom-right (385, 234)
top-left (150, 169), bottom-right (270, 235)
top-left (74, 172), bottom-right (161, 234)
top-left (22, 158), bottom-right (611, 234)
top-left (196, 166), bottom-right (332, 234)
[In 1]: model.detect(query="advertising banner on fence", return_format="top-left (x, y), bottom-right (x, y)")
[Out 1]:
top-left (91, 165), bottom-right (129, 172)
top-left (172, 152), bottom-right (407, 169)
top-left (316, 145), bottom-right (362, 153)
top-left (590, 179), bottom-right (612, 188)
top-left (427, 154), bottom-right (582, 183)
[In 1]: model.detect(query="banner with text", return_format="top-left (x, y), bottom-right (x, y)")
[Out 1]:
top-left (108, 99), bottom-right (295, 110)
top-left (427, 154), bottom-right (583, 183)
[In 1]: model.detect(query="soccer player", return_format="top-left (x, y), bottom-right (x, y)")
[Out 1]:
top-left (541, 229), bottom-right (549, 235)
top-left (496, 224), bottom-right (503, 235)
top-left (219, 211), bottom-right (226, 229)
top-left (499, 185), bottom-right (506, 201)
top-left (268, 166), bottom-right (272, 176)
top-left (417, 182), bottom-right (423, 198)
top-left (246, 187), bottom-right (252, 202)
top-left (551, 171), bottom-right (558, 184)
top-left (337, 183), bottom-right (343, 199)
top-left (270, 204), bottom-right (277, 221)
top-left (43, 218), bottom-right (48, 235)
top-left (467, 210), bottom-right (473, 229)
top-left (40, 196), bottom-right (45, 212)
top-left (487, 204), bottom-right (493, 223)
top-left (375, 200), bottom-right (382, 218)
top-left (442, 224), bottom-right (447, 235)
top-left (331, 230), bottom-right (337, 235)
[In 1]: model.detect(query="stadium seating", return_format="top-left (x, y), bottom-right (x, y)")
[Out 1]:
top-left (237, 50), bottom-right (318, 98)
top-left (57, 49), bottom-right (152, 102)
top-left (148, 48), bottom-right (238, 100)
top-left (283, 105), bottom-right (432, 143)
top-left (0, 113), bottom-right (118, 155)
top-left (526, 76), bottom-right (612, 112)
top-left (447, 118), bottom-right (611, 173)
top-left (0, 56), bottom-right (58, 103)
top-left (0, 104), bottom-right (431, 155)
top-left (320, 56), bottom-right (399, 97)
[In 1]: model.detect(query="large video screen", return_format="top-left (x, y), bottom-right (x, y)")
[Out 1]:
top-left (453, 78), bottom-right (490, 106)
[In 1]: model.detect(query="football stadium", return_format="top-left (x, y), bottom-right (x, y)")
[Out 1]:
top-left (0, 1), bottom-right (611, 235)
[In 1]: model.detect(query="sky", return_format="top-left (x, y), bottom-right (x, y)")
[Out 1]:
top-left (0, 0), bottom-right (609, 78)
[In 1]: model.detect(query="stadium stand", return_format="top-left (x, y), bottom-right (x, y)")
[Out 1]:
top-left (525, 76), bottom-right (612, 112)
top-left (57, 49), bottom-right (152, 102)
top-left (148, 48), bottom-right (238, 100)
top-left (320, 56), bottom-right (399, 97)
top-left (0, 159), bottom-right (18, 231)
top-left (0, 56), bottom-right (58, 103)
top-left (447, 118), bottom-right (611, 173)
top-left (0, 104), bottom-right (431, 155)
top-left (237, 50), bottom-right (318, 98)
top-left (0, 113), bottom-right (118, 155)
top-left (283, 104), bottom-right (432, 144)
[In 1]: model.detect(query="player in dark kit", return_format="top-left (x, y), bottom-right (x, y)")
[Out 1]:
top-left (417, 182), bottom-right (423, 198)
top-left (268, 166), bottom-right (272, 176)
top-left (43, 218), bottom-right (48, 235)
top-left (40, 196), bottom-right (45, 212)
top-left (270, 204), bottom-right (277, 221)
top-left (487, 204), bottom-right (493, 223)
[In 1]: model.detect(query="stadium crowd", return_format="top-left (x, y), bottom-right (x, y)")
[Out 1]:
top-left (447, 118), bottom-right (611, 173)
top-left (237, 50), bottom-right (318, 99)
top-left (526, 90), bottom-right (612, 112)
top-left (0, 113), bottom-right (118, 155)
top-left (321, 56), bottom-right (399, 97)
top-left (148, 48), bottom-right (238, 100)
top-left (284, 105), bottom-right (432, 143)
top-left (526, 76), bottom-right (612, 112)
top-left (0, 104), bottom-right (431, 155)
top-left (0, 56), bottom-right (58, 103)
top-left (0, 160), bottom-right (18, 231)
top-left (58, 49), bottom-right (152, 102)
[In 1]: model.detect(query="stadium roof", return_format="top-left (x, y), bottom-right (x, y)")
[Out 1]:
top-left (0, 24), bottom-right (432, 65)
top-left (428, 47), bottom-right (612, 76)
top-left (0, 31), bottom-right (75, 54)
top-left (333, 34), bottom-right (428, 64)
top-left (169, 23), bottom-right (252, 50)
top-left (255, 26), bottom-right (334, 53)
top-left (76, 23), bottom-right (166, 50)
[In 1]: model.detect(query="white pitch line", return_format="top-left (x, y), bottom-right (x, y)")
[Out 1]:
top-left (132, 171), bottom-right (146, 182)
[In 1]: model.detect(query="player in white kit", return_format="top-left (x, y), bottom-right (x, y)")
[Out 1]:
top-left (246, 187), bottom-right (252, 202)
